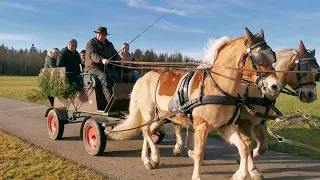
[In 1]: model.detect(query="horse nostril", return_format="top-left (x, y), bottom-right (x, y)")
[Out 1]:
top-left (271, 84), bottom-right (278, 91)
top-left (307, 92), bottom-right (314, 99)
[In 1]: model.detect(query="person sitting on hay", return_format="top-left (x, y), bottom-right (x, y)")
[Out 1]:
top-left (84, 26), bottom-right (123, 102)
top-left (57, 39), bottom-right (83, 85)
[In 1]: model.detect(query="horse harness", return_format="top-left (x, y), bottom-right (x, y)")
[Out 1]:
top-left (167, 69), bottom-right (244, 128)
top-left (236, 50), bottom-right (319, 124)
top-left (282, 52), bottom-right (319, 97)
top-left (162, 39), bottom-right (278, 129)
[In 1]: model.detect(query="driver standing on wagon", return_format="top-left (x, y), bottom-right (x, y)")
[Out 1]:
top-left (84, 26), bottom-right (123, 102)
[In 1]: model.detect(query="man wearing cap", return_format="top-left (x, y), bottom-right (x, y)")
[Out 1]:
top-left (84, 26), bottom-right (123, 102)
top-left (57, 39), bottom-right (82, 85)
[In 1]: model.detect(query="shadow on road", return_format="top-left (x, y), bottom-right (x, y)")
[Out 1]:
top-left (62, 136), bottom-right (81, 141)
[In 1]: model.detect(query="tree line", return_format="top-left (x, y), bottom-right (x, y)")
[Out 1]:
top-left (0, 44), bottom-right (200, 76)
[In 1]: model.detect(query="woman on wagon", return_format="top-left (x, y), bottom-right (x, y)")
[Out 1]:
top-left (118, 43), bottom-right (140, 83)
top-left (44, 48), bottom-right (60, 68)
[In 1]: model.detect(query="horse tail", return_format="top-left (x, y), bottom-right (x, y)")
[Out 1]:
top-left (108, 81), bottom-right (143, 140)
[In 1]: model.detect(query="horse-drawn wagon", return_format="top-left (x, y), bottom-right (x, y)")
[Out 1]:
top-left (40, 67), bottom-right (165, 156)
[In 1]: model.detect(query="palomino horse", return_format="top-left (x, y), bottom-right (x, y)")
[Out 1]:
top-left (107, 28), bottom-right (282, 180)
top-left (186, 41), bottom-right (318, 179)
top-left (235, 41), bottom-right (318, 167)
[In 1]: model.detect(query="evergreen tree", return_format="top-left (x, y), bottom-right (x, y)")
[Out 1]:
top-left (0, 43), bottom-right (200, 76)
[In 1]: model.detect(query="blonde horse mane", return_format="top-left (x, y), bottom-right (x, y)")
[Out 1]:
top-left (202, 36), bottom-right (230, 64)
top-left (274, 48), bottom-right (296, 70)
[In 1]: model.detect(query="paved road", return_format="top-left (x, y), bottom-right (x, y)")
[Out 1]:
top-left (0, 97), bottom-right (320, 180)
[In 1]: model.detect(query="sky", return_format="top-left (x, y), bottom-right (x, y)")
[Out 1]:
top-left (0, 0), bottom-right (320, 63)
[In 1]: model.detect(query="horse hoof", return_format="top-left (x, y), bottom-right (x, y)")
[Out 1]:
top-left (235, 154), bottom-right (240, 164)
top-left (144, 162), bottom-right (153, 169)
top-left (173, 149), bottom-right (181, 156)
top-left (150, 159), bottom-right (160, 168)
top-left (188, 150), bottom-right (194, 159)
top-left (252, 175), bottom-right (264, 180)
top-left (192, 176), bottom-right (201, 180)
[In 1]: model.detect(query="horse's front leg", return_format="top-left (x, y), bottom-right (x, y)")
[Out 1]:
top-left (218, 124), bottom-right (248, 180)
top-left (173, 123), bottom-right (184, 156)
top-left (237, 119), bottom-right (264, 180)
top-left (252, 123), bottom-right (268, 158)
top-left (192, 121), bottom-right (209, 180)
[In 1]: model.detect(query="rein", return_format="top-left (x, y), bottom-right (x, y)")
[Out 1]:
top-left (108, 60), bottom-right (320, 74)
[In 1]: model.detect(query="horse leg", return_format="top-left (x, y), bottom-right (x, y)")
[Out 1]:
top-left (237, 120), bottom-right (264, 180)
top-left (139, 103), bottom-right (160, 169)
top-left (173, 123), bottom-right (184, 156)
top-left (252, 123), bottom-right (268, 158)
top-left (186, 127), bottom-right (195, 159)
top-left (141, 133), bottom-right (151, 168)
top-left (218, 124), bottom-right (248, 180)
top-left (142, 124), bottom-right (160, 169)
top-left (192, 121), bottom-right (209, 180)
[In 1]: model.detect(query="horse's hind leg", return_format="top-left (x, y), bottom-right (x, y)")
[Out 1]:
top-left (173, 123), bottom-right (184, 156)
top-left (252, 123), bottom-right (268, 158)
top-left (186, 127), bottom-right (195, 159)
top-left (140, 105), bottom-right (160, 169)
top-left (141, 134), bottom-right (151, 168)
top-left (142, 125), bottom-right (160, 169)
top-left (192, 121), bottom-right (209, 180)
top-left (218, 124), bottom-right (248, 180)
top-left (237, 120), bottom-right (264, 180)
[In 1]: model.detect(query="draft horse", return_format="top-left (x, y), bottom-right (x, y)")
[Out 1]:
top-left (107, 27), bottom-right (282, 180)
top-left (235, 41), bottom-right (318, 172)
top-left (186, 41), bottom-right (318, 179)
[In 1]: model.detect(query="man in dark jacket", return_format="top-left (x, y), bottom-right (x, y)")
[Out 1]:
top-left (84, 26), bottom-right (123, 102)
top-left (57, 39), bottom-right (82, 85)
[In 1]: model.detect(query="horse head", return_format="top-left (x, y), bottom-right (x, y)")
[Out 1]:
top-left (282, 41), bottom-right (318, 103)
top-left (211, 28), bottom-right (282, 96)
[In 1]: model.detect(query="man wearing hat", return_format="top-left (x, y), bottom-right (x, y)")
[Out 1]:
top-left (84, 26), bottom-right (123, 102)
top-left (57, 39), bottom-right (82, 85)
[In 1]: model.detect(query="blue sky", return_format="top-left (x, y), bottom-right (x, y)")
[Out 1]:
top-left (0, 0), bottom-right (319, 62)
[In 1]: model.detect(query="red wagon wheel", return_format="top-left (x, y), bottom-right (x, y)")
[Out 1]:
top-left (83, 118), bottom-right (107, 156)
top-left (47, 109), bottom-right (64, 140)
top-left (85, 124), bottom-right (98, 150)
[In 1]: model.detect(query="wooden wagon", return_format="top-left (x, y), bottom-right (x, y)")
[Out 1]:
top-left (41, 67), bottom-right (165, 156)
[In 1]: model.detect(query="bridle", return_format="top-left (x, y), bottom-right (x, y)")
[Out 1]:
top-left (282, 51), bottom-right (318, 97)
top-left (239, 38), bottom-right (277, 94)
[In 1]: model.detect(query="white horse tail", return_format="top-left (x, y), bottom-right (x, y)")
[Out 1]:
top-left (108, 82), bottom-right (142, 140)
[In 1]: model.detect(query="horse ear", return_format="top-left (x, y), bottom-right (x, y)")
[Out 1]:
top-left (259, 29), bottom-right (265, 39)
top-left (245, 27), bottom-right (255, 45)
top-left (311, 49), bottom-right (316, 56)
top-left (299, 40), bottom-right (307, 56)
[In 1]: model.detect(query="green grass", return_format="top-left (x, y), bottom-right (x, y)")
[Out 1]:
top-left (266, 84), bottom-right (320, 159)
top-left (0, 130), bottom-right (110, 180)
top-left (0, 76), bottom-right (49, 105)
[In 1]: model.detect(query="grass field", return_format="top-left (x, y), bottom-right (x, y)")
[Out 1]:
top-left (0, 130), bottom-right (110, 180)
top-left (0, 76), bottom-right (319, 179)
